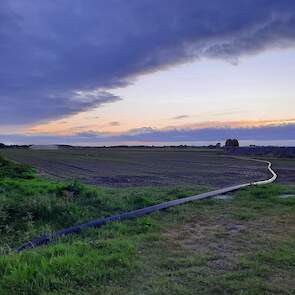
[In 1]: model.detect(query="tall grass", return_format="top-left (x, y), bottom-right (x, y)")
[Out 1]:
top-left (0, 153), bottom-right (294, 294)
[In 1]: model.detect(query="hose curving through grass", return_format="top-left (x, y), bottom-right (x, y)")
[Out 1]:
top-left (15, 158), bottom-right (277, 252)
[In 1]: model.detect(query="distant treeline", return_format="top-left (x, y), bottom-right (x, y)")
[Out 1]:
top-left (225, 146), bottom-right (295, 158)
top-left (1, 143), bottom-right (295, 157)
top-left (0, 144), bottom-right (209, 149)
top-left (0, 143), bottom-right (30, 149)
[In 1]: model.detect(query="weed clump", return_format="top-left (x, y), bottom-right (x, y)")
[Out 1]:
top-left (0, 155), bottom-right (35, 179)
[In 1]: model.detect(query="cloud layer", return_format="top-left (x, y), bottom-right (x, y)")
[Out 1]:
top-left (1, 124), bottom-right (295, 146)
top-left (1, 1), bottom-right (295, 124)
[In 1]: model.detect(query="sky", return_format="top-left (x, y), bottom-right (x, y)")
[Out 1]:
top-left (1, 0), bottom-right (295, 146)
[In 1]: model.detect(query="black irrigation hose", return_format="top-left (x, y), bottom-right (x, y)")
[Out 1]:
top-left (15, 158), bottom-right (277, 252)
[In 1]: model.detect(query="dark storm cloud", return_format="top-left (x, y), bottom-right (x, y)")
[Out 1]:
top-left (1, 0), bottom-right (295, 124)
top-left (0, 90), bottom-right (121, 124)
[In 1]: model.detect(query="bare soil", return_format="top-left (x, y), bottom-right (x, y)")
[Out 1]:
top-left (1, 147), bottom-right (292, 188)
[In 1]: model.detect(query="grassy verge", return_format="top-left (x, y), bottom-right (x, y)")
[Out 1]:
top-left (0, 154), bottom-right (294, 294)
top-left (0, 154), bottom-right (207, 250)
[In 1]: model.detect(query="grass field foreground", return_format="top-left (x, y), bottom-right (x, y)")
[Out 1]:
top-left (0, 154), bottom-right (294, 294)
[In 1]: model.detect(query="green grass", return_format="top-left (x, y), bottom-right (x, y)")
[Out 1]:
top-left (0, 178), bottom-right (206, 251)
top-left (0, 154), bottom-right (294, 294)
top-left (0, 155), bottom-right (35, 179)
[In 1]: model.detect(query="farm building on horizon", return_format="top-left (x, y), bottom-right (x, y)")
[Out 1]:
top-left (30, 145), bottom-right (59, 150)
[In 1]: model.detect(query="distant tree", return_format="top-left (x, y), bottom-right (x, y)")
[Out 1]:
top-left (225, 139), bottom-right (233, 147)
top-left (225, 139), bottom-right (239, 147)
top-left (232, 139), bottom-right (239, 147)
top-left (0, 143), bottom-right (6, 148)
